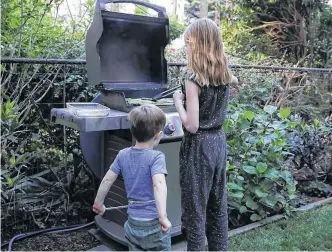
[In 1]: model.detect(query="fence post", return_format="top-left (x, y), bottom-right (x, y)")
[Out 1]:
top-left (63, 64), bottom-right (68, 175)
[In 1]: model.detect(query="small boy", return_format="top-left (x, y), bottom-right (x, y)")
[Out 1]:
top-left (92, 104), bottom-right (172, 251)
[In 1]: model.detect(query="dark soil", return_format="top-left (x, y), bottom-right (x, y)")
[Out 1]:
top-left (2, 228), bottom-right (101, 251)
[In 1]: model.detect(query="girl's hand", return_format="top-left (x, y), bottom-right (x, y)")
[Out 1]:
top-left (173, 90), bottom-right (184, 104)
top-left (93, 202), bottom-right (106, 215)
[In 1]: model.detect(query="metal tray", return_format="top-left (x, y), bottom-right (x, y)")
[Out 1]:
top-left (66, 103), bottom-right (110, 117)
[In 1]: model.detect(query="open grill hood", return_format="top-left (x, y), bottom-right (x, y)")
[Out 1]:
top-left (85, 0), bottom-right (169, 94)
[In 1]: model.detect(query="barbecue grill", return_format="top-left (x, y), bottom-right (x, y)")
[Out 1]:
top-left (51, 0), bottom-right (183, 246)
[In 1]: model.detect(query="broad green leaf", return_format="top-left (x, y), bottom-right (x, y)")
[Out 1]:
top-left (263, 195), bottom-right (278, 207)
top-left (256, 162), bottom-right (268, 173)
top-left (260, 180), bottom-right (274, 191)
top-left (246, 136), bottom-right (258, 144)
top-left (229, 191), bottom-right (244, 199)
top-left (244, 110), bottom-right (255, 121)
top-left (264, 105), bottom-right (277, 115)
top-left (250, 151), bottom-right (261, 156)
top-left (255, 188), bottom-right (268, 198)
top-left (237, 176), bottom-right (244, 181)
top-left (255, 114), bottom-right (268, 122)
top-left (231, 112), bottom-right (240, 121)
top-left (287, 122), bottom-right (300, 127)
top-left (264, 168), bottom-right (279, 179)
top-left (243, 165), bottom-right (257, 174)
top-left (280, 171), bottom-right (293, 183)
top-left (228, 201), bottom-right (242, 210)
top-left (239, 206), bottom-right (247, 214)
top-left (227, 139), bottom-right (237, 146)
top-left (246, 197), bottom-right (259, 210)
top-left (276, 193), bottom-right (287, 205)
top-left (278, 108), bottom-right (291, 119)
top-left (227, 182), bottom-right (244, 191)
top-left (228, 104), bottom-right (236, 110)
top-left (286, 183), bottom-right (297, 194)
top-left (237, 115), bottom-right (251, 130)
top-left (248, 157), bottom-right (257, 165)
top-left (271, 121), bottom-right (287, 130)
top-left (223, 119), bottom-right (234, 133)
top-left (263, 133), bottom-right (278, 145)
top-left (250, 214), bottom-right (262, 222)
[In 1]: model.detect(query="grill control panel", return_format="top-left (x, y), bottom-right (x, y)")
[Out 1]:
top-left (161, 113), bottom-right (183, 140)
top-left (163, 122), bottom-right (176, 135)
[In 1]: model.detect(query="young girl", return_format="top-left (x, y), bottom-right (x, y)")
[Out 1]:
top-left (173, 18), bottom-right (238, 251)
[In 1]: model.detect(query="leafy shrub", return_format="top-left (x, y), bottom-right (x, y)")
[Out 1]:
top-left (1, 99), bottom-right (96, 240)
top-left (169, 16), bottom-right (185, 42)
top-left (225, 104), bottom-right (297, 226)
top-left (232, 68), bottom-right (332, 121)
top-left (1, 0), bottom-right (96, 235)
top-left (286, 119), bottom-right (332, 181)
top-left (231, 69), bottom-right (283, 107)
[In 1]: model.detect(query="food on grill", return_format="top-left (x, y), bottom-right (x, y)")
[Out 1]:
top-left (126, 98), bottom-right (174, 107)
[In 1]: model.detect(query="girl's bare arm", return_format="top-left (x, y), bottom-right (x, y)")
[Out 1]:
top-left (174, 80), bottom-right (200, 134)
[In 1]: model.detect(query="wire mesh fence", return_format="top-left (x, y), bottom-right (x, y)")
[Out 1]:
top-left (1, 58), bottom-right (331, 240)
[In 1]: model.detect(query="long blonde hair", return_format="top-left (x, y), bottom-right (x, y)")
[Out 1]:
top-left (184, 18), bottom-right (232, 86)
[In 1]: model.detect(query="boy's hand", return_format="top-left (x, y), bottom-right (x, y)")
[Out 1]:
top-left (159, 216), bottom-right (172, 232)
top-left (93, 202), bottom-right (105, 215)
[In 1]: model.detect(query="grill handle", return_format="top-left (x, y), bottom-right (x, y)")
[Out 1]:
top-left (100, 0), bottom-right (168, 18)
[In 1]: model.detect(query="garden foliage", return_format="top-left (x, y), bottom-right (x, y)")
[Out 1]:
top-left (224, 104), bottom-right (297, 226)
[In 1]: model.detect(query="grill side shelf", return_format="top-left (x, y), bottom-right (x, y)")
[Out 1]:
top-left (50, 108), bottom-right (129, 132)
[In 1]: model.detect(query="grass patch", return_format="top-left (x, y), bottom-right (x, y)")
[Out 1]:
top-left (229, 203), bottom-right (332, 251)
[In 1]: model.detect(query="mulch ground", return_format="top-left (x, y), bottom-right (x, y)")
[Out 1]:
top-left (2, 228), bottom-right (101, 251)
top-left (2, 196), bottom-right (329, 251)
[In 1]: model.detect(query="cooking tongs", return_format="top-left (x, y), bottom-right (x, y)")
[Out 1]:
top-left (152, 85), bottom-right (181, 101)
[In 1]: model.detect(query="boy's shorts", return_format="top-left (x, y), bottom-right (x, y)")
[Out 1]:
top-left (124, 217), bottom-right (171, 251)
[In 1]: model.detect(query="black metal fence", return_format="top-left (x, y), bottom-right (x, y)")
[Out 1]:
top-left (1, 58), bottom-right (331, 240)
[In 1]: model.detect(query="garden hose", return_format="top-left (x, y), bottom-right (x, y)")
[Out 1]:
top-left (3, 204), bottom-right (130, 251)
top-left (2, 222), bottom-right (95, 251)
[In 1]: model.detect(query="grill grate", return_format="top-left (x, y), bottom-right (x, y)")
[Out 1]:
top-left (126, 98), bottom-right (174, 107)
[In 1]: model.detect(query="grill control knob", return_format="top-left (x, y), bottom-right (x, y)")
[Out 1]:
top-left (163, 122), bottom-right (176, 136)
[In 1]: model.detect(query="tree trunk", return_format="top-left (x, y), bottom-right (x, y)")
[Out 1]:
top-left (173, 0), bottom-right (178, 18)
top-left (78, 0), bottom-right (82, 19)
top-left (200, 0), bottom-right (208, 18)
top-left (214, 0), bottom-right (220, 27)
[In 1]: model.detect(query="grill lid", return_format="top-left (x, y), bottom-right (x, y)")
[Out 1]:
top-left (85, 0), bottom-right (169, 91)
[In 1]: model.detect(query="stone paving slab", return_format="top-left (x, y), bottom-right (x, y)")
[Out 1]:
top-left (296, 197), bottom-right (332, 211)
